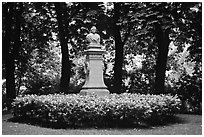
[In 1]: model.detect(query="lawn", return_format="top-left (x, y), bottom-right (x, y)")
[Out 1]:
top-left (2, 111), bottom-right (202, 135)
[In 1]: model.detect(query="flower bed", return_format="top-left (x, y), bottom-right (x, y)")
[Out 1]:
top-left (12, 93), bottom-right (181, 127)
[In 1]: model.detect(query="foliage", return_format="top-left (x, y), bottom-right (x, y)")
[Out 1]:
top-left (21, 41), bottom-right (61, 95)
top-left (167, 62), bottom-right (201, 113)
top-left (12, 93), bottom-right (181, 127)
top-left (69, 56), bottom-right (86, 93)
top-left (165, 43), bottom-right (202, 114)
top-left (175, 72), bottom-right (201, 114)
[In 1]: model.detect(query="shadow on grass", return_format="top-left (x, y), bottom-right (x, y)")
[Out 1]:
top-left (6, 114), bottom-right (187, 130)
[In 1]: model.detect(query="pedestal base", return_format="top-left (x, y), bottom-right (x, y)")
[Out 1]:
top-left (80, 44), bottom-right (110, 96)
top-left (80, 88), bottom-right (109, 96)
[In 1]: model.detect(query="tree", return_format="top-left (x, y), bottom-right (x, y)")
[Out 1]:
top-left (171, 2), bottom-right (201, 62)
top-left (112, 3), bottom-right (124, 93)
top-left (54, 2), bottom-right (85, 93)
top-left (129, 2), bottom-right (174, 94)
top-left (112, 2), bottom-right (134, 93)
top-left (150, 2), bottom-right (201, 93)
top-left (2, 2), bottom-right (23, 109)
top-left (154, 23), bottom-right (170, 94)
top-left (3, 2), bottom-right (63, 100)
top-left (54, 3), bottom-right (71, 93)
top-left (125, 2), bottom-right (201, 94)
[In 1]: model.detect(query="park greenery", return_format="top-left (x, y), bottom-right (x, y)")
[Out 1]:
top-left (12, 93), bottom-right (181, 127)
top-left (2, 1), bottom-right (202, 118)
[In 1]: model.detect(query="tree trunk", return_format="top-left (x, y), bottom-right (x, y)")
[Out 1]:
top-left (113, 3), bottom-right (123, 94)
top-left (4, 3), bottom-right (23, 109)
top-left (4, 3), bottom-right (15, 110)
top-left (6, 56), bottom-right (16, 110)
top-left (14, 3), bottom-right (23, 96)
top-left (54, 3), bottom-right (70, 93)
top-left (154, 23), bottom-right (170, 94)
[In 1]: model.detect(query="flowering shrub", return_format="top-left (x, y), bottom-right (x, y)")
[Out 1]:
top-left (12, 93), bottom-right (181, 127)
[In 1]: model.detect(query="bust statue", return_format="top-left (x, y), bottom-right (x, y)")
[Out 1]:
top-left (86, 26), bottom-right (100, 45)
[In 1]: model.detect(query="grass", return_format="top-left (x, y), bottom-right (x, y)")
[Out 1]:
top-left (2, 110), bottom-right (202, 135)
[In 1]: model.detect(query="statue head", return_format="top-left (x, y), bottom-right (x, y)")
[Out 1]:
top-left (90, 26), bottom-right (97, 33)
top-left (86, 26), bottom-right (100, 45)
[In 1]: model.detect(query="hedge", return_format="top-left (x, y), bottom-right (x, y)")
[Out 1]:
top-left (12, 93), bottom-right (181, 127)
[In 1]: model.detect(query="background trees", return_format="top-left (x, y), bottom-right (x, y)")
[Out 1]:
top-left (2, 2), bottom-right (201, 114)
top-left (3, 3), bottom-right (23, 109)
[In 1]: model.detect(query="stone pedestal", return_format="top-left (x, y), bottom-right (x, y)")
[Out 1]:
top-left (80, 44), bottom-right (109, 96)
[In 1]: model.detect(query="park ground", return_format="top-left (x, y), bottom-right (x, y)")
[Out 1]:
top-left (2, 111), bottom-right (202, 135)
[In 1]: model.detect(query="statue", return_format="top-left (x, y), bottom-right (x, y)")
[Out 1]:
top-left (86, 26), bottom-right (100, 45)
top-left (80, 26), bottom-right (109, 96)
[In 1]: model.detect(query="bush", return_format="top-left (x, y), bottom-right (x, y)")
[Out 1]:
top-left (174, 74), bottom-right (202, 114)
top-left (166, 62), bottom-right (202, 114)
top-left (12, 93), bottom-right (181, 127)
